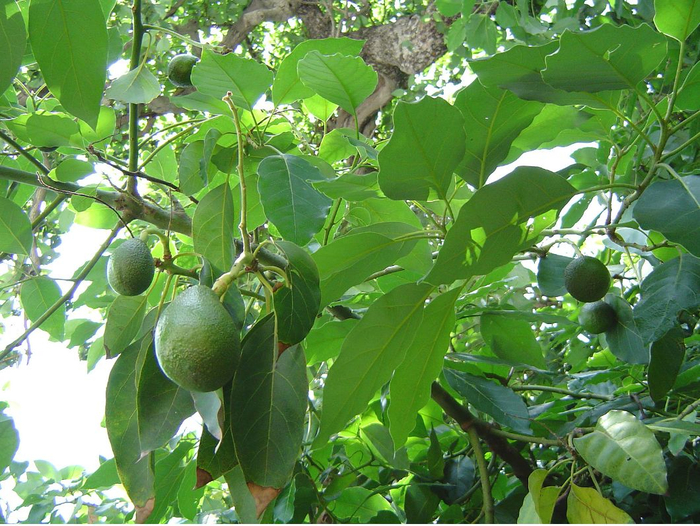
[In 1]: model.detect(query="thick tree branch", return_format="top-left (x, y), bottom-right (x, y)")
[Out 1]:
top-left (221, 0), bottom-right (303, 51)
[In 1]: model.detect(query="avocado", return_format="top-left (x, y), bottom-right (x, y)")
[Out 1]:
top-left (563, 256), bottom-right (611, 303)
top-left (154, 285), bottom-right (240, 392)
top-left (167, 53), bottom-right (198, 88)
top-left (579, 300), bottom-right (617, 334)
top-left (107, 238), bottom-right (155, 296)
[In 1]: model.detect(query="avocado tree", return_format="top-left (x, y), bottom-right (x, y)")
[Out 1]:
top-left (1, 0), bottom-right (699, 522)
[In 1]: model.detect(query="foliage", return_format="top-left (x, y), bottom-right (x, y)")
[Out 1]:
top-left (1, 0), bottom-right (700, 523)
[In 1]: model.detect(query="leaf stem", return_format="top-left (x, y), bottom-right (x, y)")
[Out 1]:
top-left (322, 198), bottom-right (343, 245)
top-left (509, 385), bottom-right (614, 401)
top-left (467, 427), bottom-right (494, 524)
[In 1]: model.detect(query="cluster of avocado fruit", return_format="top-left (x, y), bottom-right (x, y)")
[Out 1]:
top-left (107, 238), bottom-right (238, 393)
top-left (563, 256), bottom-right (617, 334)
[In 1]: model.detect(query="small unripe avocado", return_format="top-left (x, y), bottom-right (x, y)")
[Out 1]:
top-left (167, 53), bottom-right (198, 88)
top-left (579, 300), bottom-right (617, 334)
top-left (154, 285), bottom-right (240, 392)
top-left (107, 238), bottom-right (155, 296)
top-left (563, 256), bottom-right (611, 303)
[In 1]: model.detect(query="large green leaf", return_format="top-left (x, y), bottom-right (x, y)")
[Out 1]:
top-left (521, 469), bottom-right (560, 524)
top-left (272, 37), bottom-right (364, 105)
top-left (28, 0), bottom-right (108, 127)
top-left (149, 441), bottom-right (191, 523)
top-left (444, 369), bottom-right (532, 434)
top-left (191, 49), bottom-right (272, 110)
top-left (0, 196), bottom-right (32, 255)
top-left (567, 484), bottom-right (634, 523)
top-left (257, 154), bottom-right (332, 246)
top-left (677, 61), bottom-right (700, 110)
top-left (0, 411), bottom-right (19, 474)
top-left (654, 0), bottom-right (700, 41)
top-left (377, 97), bottom-right (466, 200)
top-left (273, 241), bottom-right (321, 345)
top-left (388, 288), bottom-right (460, 447)
top-left (312, 222), bottom-right (420, 306)
top-left (104, 295), bottom-right (148, 358)
top-left (137, 343), bottom-right (195, 455)
top-left (480, 313), bottom-right (547, 369)
top-left (426, 167), bottom-right (575, 285)
top-left (297, 52), bottom-right (378, 116)
top-left (105, 344), bottom-right (155, 518)
top-left (328, 486), bottom-right (394, 522)
top-left (633, 176), bottom-right (700, 257)
top-left (231, 315), bottom-right (308, 488)
top-left (454, 82), bottom-right (543, 188)
top-left (0, 0), bottom-right (26, 96)
top-left (574, 410), bottom-right (668, 495)
top-left (304, 318), bottom-right (358, 364)
top-left (537, 253), bottom-right (573, 297)
top-left (315, 283), bottom-right (433, 446)
top-left (633, 254), bottom-right (700, 343)
top-left (606, 295), bottom-right (649, 364)
top-left (196, 383), bottom-right (238, 487)
top-left (648, 328), bottom-right (685, 402)
top-left (105, 66), bottom-right (161, 104)
top-left (26, 113), bottom-right (81, 147)
top-left (542, 24), bottom-right (667, 92)
top-left (192, 183), bottom-right (235, 274)
top-left (19, 276), bottom-right (65, 340)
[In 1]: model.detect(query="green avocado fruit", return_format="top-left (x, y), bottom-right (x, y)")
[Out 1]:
top-left (563, 256), bottom-right (611, 303)
top-left (167, 53), bottom-right (198, 88)
top-left (154, 285), bottom-right (240, 392)
top-left (107, 238), bottom-right (155, 296)
top-left (579, 300), bottom-right (617, 334)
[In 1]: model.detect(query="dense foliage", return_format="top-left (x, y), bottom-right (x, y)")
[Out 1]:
top-left (1, 0), bottom-right (699, 522)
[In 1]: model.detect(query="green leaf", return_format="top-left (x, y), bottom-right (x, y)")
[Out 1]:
top-left (427, 427), bottom-right (444, 479)
top-left (646, 419), bottom-right (700, 435)
top-left (178, 141), bottom-right (214, 195)
top-left (54, 158), bottom-right (94, 183)
top-left (633, 254), bottom-right (700, 343)
top-left (177, 461), bottom-right (205, 520)
top-left (104, 295), bottom-right (148, 358)
top-left (105, 344), bottom-right (155, 516)
top-left (137, 343), bottom-right (195, 455)
top-left (454, 82), bottom-right (543, 188)
top-left (444, 370), bottom-right (532, 434)
top-left (196, 383), bottom-right (238, 487)
top-left (648, 328), bottom-right (686, 402)
top-left (665, 456), bottom-right (700, 521)
top-left (439, 456), bottom-right (475, 504)
top-left (0, 413), bottom-right (19, 474)
top-left (231, 315), bottom-right (308, 488)
top-left (297, 52), bottom-right (378, 116)
top-left (318, 128), bottom-right (357, 164)
top-left (542, 24), bottom-right (667, 92)
top-left (106, 66), bottom-right (161, 104)
top-left (378, 97), bottom-right (466, 200)
top-left (223, 466), bottom-right (259, 524)
top-left (566, 484), bottom-right (634, 523)
top-left (257, 154), bottom-right (332, 245)
top-left (654, 0), bottom-right (700, 41)
top-left (633, 176), bottom-right (700, 257)
top-left (537, 253), bottom-right (573, 296)
top-left (314, 171), bottom-right (379, 201)
top-left (388, 288), bottom-right (460, 447)
top-left (0, 196), bottom-right (32, 254)
top-left (82, 458), bottom-right (119, 490)
top-left (315, 283), bottom-right (433, 446)
top-left (328, 487), bottom-right (393, 522)
top-left (272, 37), bottom-right (364, 105)
top-left (606, 294), bottom-right (649, 364)
top-left (144, 144), bottom-right (177, 184)
top-left (574, 410), bottom-right (668, 495)
top-left (523, 469), bottom-right (560, 523)
top-left (150, 441), bottom-right (191, 523)
top-left (480, 313), bottom-right (546, 369)
top-left (26, 113), bottom-right (80, 148)
top-left (304, 318), bottom-right (358, 364)
top-left (426, 166), bottom-right (575, 285)
top-left (676, 61), bottom-right (700, 110)
top-left (0, 0), bottom-right (26, 97)
top-left (274, 241), bottom-right (321, 345)
top-left (192, 183), bottom-right (235, 274)
top-left (28, 0), bottom-right (108, 127)
top-left (405, 484), bottom-right (440, 524)
top-left (465, 13), bottom-right (498, 55)
top-left (19, 276), bottom-right (65, 340)
top-left (191, 49), bottom-right (272, 110)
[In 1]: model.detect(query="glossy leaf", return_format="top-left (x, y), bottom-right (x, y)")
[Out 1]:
top-left (196, 383), bottom-right (238, 487)
top-left (0, 0), bottom-right (26, 96)
top-left (378, 97), bottom-right (466, 199)
top-left (19, 276), bottom-right (65, 340)
top-left (648, 328), bottom-right (685, 402)
top-left (388, 288), bottom-right (460, 447)
top-left (28, 0), bottom-right (108, 127)
top-left (523, 469), bottom-right (560, 523)
top-left (26, 113), bottom-right (81, 147)
top-left (191, 49), bottom-right (272, 110)
top-left (677, 61), bottom-right (700, 110)
top-left (106, 66), bottom-right (161, 104)
top-left (328, 486), bottom-right (393, 522)
top-left (231, 315), bottom-right (308, 488)
top-left (0, 196), bottom-right (32, 255)
top-left (633, 176), bottom-right (700, 257)
top-left (567, 484), bottom-right (634, 523)
top-left (606, 295), bottom-right (649, 364)
top-left (54, 158), bottom-right (94, 183)
top-left (104, 295), bottom-right (148, 358)
top-left (315, 283), bottom-right (433, 446)
top-left (272, 37), bottom-right (364, 105)
top-left (150, 441), bottom-right (191, 523)
top-left (454, 81), bottom-right (543, 188)
top-left (105, 344), bottom-right (155, 517)
top-left (223, 466), bottom-right (259, 523)
top-left (304, 318), bottom-right (358, 364)
top-left (426, 167), bottom-right (575, 285)
top-left (273, 241), bottom-right (321, 345)
top-left (192, 183), bottom-right (235, 274)
top-left (257, 154), bottom-right (332, 245)
top-left (297, 52), bottom-right (378, 116)
top-left (444, 369), bottom-right (532, 434)
top-left (654, 0), bottom-right (700, 41)
top-left (574, 410), bottom-right (668, 494)
top-left (633, 254), bottom-right (700, 343)
top-left (405, 484), bottom-right (440, 524)
top-left (537, 253), bottom-right (573, 297)
top-left (542, 24), bottom-right (667, 92)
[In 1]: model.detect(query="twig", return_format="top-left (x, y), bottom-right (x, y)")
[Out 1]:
top-left (467, 427), bottom-right (494, 524)
top-left (127, 0), bottom-right (145, 195)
